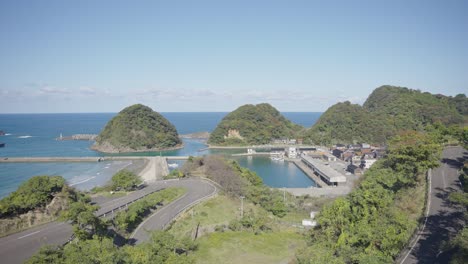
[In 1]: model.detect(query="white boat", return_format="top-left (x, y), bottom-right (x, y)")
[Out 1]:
top-left (168, 163), bottom-right (179, 168)
top-left (270, 156), bottom-right (284, 161)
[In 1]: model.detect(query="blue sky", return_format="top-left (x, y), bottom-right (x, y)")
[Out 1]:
top-left (0, 0), bottom-right (467, 113)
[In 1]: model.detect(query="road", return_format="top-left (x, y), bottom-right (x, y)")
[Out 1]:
top-left (0, 178), bottom-right (216, 264)
top-left (131, 178), bottom-right (217, 244)
top-left (400, 146), bottom-right (466, 264)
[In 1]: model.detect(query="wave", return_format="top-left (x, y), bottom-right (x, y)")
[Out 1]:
top-left (4, 133), bottom-right (12, 136)
top-left (69, 176), bottom-right (96, 186)
top-left (17, 135), bottom-right (33, 138)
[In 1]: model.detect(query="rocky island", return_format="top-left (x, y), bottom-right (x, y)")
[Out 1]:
top-left (92, 104), bottom-right (182, 153)
top-left (208, 103), bottom-right (301, 146)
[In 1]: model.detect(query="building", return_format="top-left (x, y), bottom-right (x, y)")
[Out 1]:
top-left (332, 149), bottom-right (344, 159)
top-left (287, 147), bottom-right (297, 158)
top-left (360, 159), bottom-right (376, 169)
top-left (322, 152), bottom-right (337, 162)
top-left (301, 155), bottom-right (346, 186)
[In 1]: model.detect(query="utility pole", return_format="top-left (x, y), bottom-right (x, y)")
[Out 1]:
top-left (240, 196), bottom-right (245, 217)
top-left (283, 188), bottom-right (286, 203)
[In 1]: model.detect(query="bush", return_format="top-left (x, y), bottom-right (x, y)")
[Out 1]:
top-left (0, 175), bottom-right (65, 217)
top-left (111, 169), bottom-right (142, 191)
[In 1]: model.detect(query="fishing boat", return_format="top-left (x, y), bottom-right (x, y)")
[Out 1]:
top-left (168, 163), bottom-right (179, 168)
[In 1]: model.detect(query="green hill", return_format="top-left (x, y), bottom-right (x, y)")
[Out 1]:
top-left (92, 104), bottom-right (181, 153)
top-left (208, 103), bottom-right (300, 146)
top-left (304, 85), bottom-right (467, 145)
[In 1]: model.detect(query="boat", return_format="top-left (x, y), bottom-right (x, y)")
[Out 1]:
top-left (168, 163), bottom-right (179, 168)
top-left (0, 130), bottom-right (5, 136)
top-left (0, 143), bottom-right (5, 148)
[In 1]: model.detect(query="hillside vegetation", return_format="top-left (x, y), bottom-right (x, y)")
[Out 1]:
top-left (92, 104), bottom-right (181, 153)
top-left (304, 85), bottom-right (467, 145)
top-left (208, 103), bottom-right (300, 146)
top-left (296, 131), bottom-right (442, 263)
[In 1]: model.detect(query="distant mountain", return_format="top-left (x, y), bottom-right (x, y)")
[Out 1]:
top-left (303, 85), bottom-right (467, 145)
top-left (208, 103), bottom-right (301, 146)
top-left (92, 104), bottom-right (181, 153)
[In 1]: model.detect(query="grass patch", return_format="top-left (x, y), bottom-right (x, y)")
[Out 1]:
top-left (168, 195), bottom-right (260, 238)
top-left (114, 187), bottom-right (186, 234)
top-left (193, 231), bottom-right (305, 264)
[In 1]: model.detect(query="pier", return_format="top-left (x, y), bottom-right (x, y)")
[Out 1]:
top-left (56, 134), bottom-right (98, 141)
top-left (290, 159), bottom-right (328, 187)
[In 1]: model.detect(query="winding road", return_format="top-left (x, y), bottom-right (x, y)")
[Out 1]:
top-left (0, 178), bottom-right (217, 264)
top-left (400, 146), bottom-right (466, 264)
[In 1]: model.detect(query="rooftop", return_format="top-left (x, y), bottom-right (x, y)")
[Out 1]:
top-left (302, 155), bottom-right (347, 183)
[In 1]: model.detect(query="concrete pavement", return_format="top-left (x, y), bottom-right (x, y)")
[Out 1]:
top-left (400, 146), bottom-right (466, 264)
top-left (131, 178), bottom-right (217, 244)
top-left (0, 178), bottom-right (216, 263)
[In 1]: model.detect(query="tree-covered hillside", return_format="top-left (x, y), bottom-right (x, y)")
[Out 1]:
top-left (208, 103), bottom-right (301, 146)
top-left (93, 104), bottom-right (181, 153)
top-left (304, 86), bottom-right (467, 145)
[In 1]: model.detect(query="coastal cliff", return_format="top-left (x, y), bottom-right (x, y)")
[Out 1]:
top-left (92, 104), bottom-right (182, 153)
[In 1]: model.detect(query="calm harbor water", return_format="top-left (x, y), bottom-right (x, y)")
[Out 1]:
top-left (0, 112), bottom-right (321, 198)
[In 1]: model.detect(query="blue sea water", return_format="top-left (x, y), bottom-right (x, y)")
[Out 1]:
top-left (0, 112), bottom-right (321, 197)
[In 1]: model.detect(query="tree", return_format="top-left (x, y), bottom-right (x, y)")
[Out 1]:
top-left (0, 175), bottom-right (65, 217)
top-left (111, 170), bottom-right (142, 191)
top-left (386, 131), bottom-right (442, 175)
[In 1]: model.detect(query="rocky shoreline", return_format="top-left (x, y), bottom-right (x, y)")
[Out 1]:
top-left (91, 141), bottom-right (184, 154)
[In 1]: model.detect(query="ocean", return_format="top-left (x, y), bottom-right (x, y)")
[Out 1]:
top-left (0, 112), bottom-right (321, 198)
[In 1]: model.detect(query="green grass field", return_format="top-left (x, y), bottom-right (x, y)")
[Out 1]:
top-left (193, 231), bottom-right (305, 264)
top-left (168, 194), bottom-right (307, 263)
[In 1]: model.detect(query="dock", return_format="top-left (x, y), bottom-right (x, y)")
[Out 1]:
top-left (291, 159), bottom-right (328, 187)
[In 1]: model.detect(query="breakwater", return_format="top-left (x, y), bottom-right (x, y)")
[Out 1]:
top-left (56, 134), bottom-right (98, 141)
top-left (0, 156), bottom-right (189, 163)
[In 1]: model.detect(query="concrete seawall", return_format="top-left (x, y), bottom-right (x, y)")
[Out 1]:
top-left (291, 160), bottom-right (328, 187)
top-left (0, 156), bottom-right (189, 163)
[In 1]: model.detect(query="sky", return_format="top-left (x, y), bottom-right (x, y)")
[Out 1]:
top-left (0, 0), bottom-right (467, 113)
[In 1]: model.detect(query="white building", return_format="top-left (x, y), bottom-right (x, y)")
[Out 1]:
top-left (361, 158), bottom-right (377, 169)
top-left (287, 147), bottom-right (297, 158)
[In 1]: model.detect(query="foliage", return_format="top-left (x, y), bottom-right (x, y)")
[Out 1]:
top-left (0, 175), bottom-right (65, 217)
top-left (114, 188), bottom-right (185, 232)
top-left (187, 155), bottom-right (288, 217)
top-left (446, 163), bottom-right (468, 263)
top-left (208, 103), bottom-right (301, 145)
top-left (95, 104), bottom-right (181, 151)
top-left (28, 231), bottom-right (196, 264)
top-left (164, 169), bottom-right (185, 180)
top-left (111, 169), bottom-right (142, 191)
top-left (296, 131), bottom-right (442, 263)
top-left (304, 85), bottom-right (467, 145)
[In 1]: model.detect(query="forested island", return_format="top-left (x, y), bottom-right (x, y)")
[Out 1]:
top-left (92, 104), bottom-right (182, 153)
top-left (208, 103), bottom-right (301, 146)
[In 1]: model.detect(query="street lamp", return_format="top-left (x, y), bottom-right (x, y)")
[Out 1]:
top-left (240, 196), bottom-right (245, 217)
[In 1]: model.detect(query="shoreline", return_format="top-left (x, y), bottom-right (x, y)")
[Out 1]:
top-left (90, 143), bottom-right (184, 154)
top-left (208, 144), bottom-right (317, 149)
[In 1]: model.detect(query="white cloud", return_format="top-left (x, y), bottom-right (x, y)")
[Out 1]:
top-left (39, 86), bottom-right (70, 94)
top-left (79, 86), bottom-right (97, 95)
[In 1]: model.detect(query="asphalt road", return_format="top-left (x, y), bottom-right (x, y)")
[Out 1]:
top-left (131, 178), bottom-right (217, 244)
top-left (400, 146), bottom-right (466, 264)
top-left (0, 178), bottom-right (216, 264)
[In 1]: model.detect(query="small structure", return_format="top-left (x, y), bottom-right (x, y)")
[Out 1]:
top-left (287, 147), bottom-right (297, 158)
top-left (247, 148), bottom-right (256, 154)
